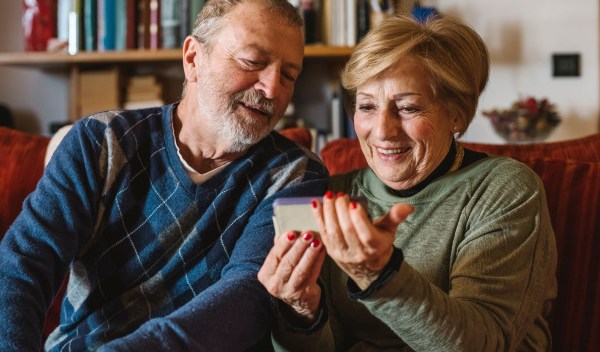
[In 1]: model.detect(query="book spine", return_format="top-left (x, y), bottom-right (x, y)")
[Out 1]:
top-left (125, 0), bottom-right (136, 49)
top-left (188, 0), bottom-right (205, 34)
top-left (97, 0), bottom-right (116, 51)
top-left (114, 0), bottom-right (126, 50)
top-left (160, 0), bottom-right (180, 49)
top-left (137, 0), bottom-right (151, 48)
top-left (83, 0), bottom-right (97, 51)
top-left (23, 0), bottom-right (58, 52)
top-left (68, 0), bottom-right (82, 54)
top-left (149, 0), bottom-right (161, 49)
top-left (179, 0), bottom-right (190, 43)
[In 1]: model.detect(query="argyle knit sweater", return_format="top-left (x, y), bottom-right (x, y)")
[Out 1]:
top-left (0, 104), bottom-right (329, 351)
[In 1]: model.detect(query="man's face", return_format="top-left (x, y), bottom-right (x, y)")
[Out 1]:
top-left (190, 3), bottom-right (304, 152)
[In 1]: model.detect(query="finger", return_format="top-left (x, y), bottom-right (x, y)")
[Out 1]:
top-left (287, 237), bottom-right (326, 290)
top-left (334, 194), bottom-right (363, 252)
top-left (374, 203), bottom-right (414, 232)
top-left (273, 231), bottom-right (317, 284)
top-left (320, 190), bottom-right (347, 250)
top-left (347, 200), bottom-right (380, 249)
top-left (258, 231), bottom-right (299, 283)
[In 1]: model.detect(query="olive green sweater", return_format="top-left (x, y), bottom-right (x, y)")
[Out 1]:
top-left (273, 156), bottom-right (557, 351)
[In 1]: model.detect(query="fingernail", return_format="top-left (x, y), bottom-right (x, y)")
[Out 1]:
top-left (325, 190), bottom-right (334, 199)
top-left (311, 200), bottom-right (318, 208)
top-left (302, 231), bottom-right (313, 241)
top-left (337, 192), bottom-right (344, 198)
top-left (350, 201), bottom-right (357, 209)
top-left (311, 239), bottom-right (321, 248)
top-left (287, 232), bottom-right (297, 241)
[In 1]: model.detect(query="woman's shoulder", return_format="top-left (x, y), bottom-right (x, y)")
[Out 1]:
top-left (461, 155), bottom-right (543, 193)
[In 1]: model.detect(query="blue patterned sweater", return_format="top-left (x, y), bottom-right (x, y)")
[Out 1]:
top-left (0, 104), bottom-right (329, 351)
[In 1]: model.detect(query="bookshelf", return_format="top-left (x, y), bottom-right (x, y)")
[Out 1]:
top-left (0, 46), bottom-right (353, 122)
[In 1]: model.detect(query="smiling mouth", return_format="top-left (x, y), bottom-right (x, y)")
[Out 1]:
top-left (375, 146), bottom-right (410, 155)
top-left (240, 102), bottom-right (272, 117)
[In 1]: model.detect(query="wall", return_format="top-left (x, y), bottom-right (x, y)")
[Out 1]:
top-left (0, 1), bottom-right (599, 141)
top-left (434, 0), bottom-right (600, 143)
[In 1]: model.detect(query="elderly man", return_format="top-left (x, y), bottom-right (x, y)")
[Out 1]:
top-left (0, 0), bottom-right (328, 350)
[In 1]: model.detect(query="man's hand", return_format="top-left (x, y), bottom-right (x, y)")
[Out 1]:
top-left (258, 230), bottom-right (326, 323)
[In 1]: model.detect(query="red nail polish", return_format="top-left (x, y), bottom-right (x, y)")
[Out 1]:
top-left (350, 201), bottom-right (357, 209)
top-left (287, 232), bottom-right (296, 241)
top-left (302, 232), bottom-right (313, 241)
top-left (311, 239), bottom-right (321, 248)
top-left (325, 190), bottom-right (334, 199)
top-left (311, 200), bottom-right (318, 208)
top-left (337, 192), bottom-right (344, 198)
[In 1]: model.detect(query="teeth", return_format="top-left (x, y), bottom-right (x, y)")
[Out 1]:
top-left (376, 147), bottom-right (407, 155)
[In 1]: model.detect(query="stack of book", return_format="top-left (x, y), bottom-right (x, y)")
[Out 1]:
top-left (124, 75), bottom-right (164, 109)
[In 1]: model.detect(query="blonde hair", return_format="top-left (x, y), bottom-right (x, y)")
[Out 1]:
top-left (341, 14), bottom-right (489, 136)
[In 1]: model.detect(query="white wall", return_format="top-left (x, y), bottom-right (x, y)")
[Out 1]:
top-left (1, 1), bottom-right (599, 141)
top-left (434, 0), bottom-right (600, 143)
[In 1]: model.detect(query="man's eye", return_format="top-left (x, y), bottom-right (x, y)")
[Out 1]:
top-left (242, 59), bottom-right (264, 69)
top-left (282, 72), bottom-right (297, 82)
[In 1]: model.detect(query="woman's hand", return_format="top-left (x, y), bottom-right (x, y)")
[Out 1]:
top-left (313, 191), bottom-right (413, 290)
top-left (258, 230), bottom-right (326, 323)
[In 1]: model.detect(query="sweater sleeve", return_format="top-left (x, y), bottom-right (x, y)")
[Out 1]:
top-left (0, 121), bottom-right (102, 351)
top-left (357, 165), bottom-right (557, 351)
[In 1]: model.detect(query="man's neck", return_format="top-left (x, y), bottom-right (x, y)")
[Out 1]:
top-left (174, 99), bottom-right (245, 173)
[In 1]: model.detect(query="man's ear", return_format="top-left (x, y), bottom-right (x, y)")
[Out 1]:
top-left (182, 36), bottom-right (203, 83)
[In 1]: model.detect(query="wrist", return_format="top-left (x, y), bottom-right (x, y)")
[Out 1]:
top-left (347, 247), bottom-right (404, 300)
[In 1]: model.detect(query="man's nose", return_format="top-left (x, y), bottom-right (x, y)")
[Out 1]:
top-left (255, 66), bottom-right (281, 99)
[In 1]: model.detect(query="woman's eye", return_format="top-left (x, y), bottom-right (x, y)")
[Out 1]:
top-left (357, 104), bottom-right (375, 112)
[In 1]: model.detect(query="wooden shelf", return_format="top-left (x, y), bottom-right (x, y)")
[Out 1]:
top-left (0, 46), bottom-right (353, 69)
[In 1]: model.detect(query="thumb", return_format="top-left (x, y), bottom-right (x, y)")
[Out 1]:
top-left (374, 203), bottom-right (414, 232)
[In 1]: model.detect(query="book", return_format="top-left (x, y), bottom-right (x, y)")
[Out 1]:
top-left (137, 0), bottom-right (151, 48)
top-left (115, 0), bottom-right (127, 50)
top-left (179, 0), bottom-right (190, 43)
top-left (188, 0), bottom-right (205, 33)
top-left (123, 75), bottom-right (164, 110)
top-left (125, 0), bottom-right (137, 49)
top-left (149, 0), bottom-right (161, 49)
top-left (97, 0), bottom-right (116, 51)
top-left (161, 0), bottom-right (180, 49)
top-left (23, 0), bottom-right (58, 52)
top-left (68, 0), bottom-right (82, 54)
top-left (83, 0), bottom-right (97, 51)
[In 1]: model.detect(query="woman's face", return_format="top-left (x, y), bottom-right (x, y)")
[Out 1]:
top-left (354, 57), bottom-right (457, 190)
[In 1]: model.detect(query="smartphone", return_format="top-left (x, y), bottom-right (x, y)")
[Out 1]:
top-left (272, 196), bottom-right (367, 237)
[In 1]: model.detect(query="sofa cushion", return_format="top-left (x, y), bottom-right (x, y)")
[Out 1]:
top-left (0, 127), bottom-right (50, 235)
top-left (519, 158), bottom-right (600, 352)
top-left (461, 132), bottom-right (600, 162)
top-left (278, 127), bottom-right (313, 150)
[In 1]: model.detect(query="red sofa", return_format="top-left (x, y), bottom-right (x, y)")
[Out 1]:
top-left (2, 125), bottom-right (599, 351)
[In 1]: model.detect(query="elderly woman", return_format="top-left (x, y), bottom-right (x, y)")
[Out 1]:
top-left (258, 14), bottom-right (557, 351)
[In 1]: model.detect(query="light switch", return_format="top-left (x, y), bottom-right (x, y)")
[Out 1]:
top-left (552, 53), bottom-right (580, 77)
